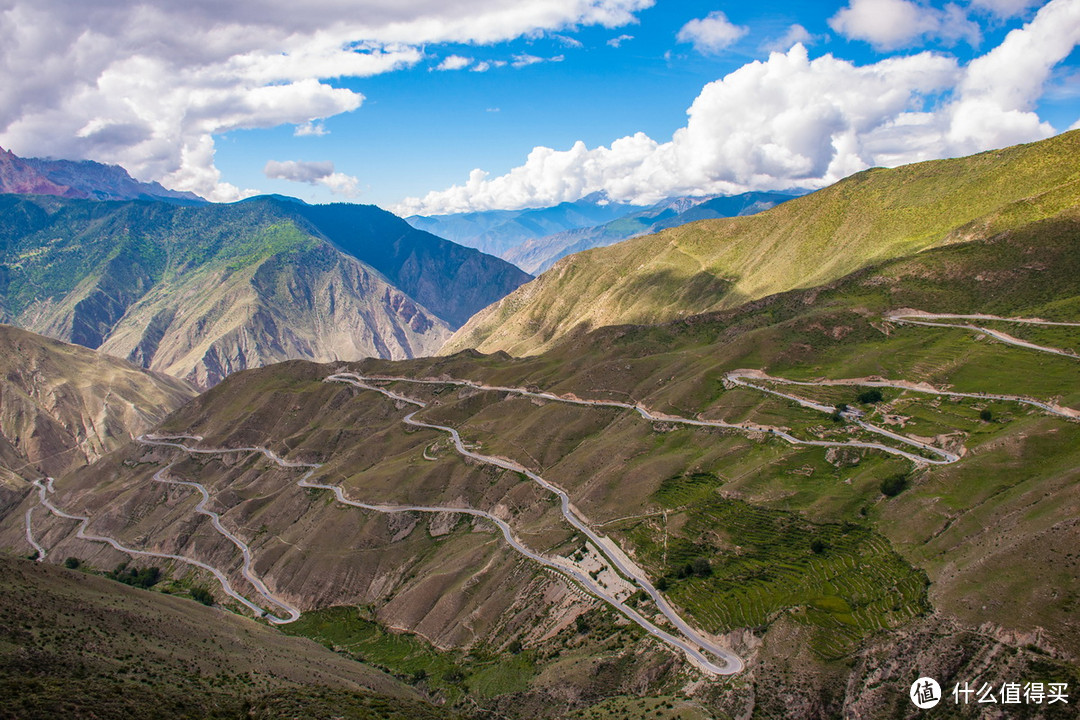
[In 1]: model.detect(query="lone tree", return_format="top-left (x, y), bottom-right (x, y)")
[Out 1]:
top-left (691, 557), bottom-right (713, 578)
top-left (980, 409), bottom-right (993, 422)
top-left (881, 473), bottom-right (909, 497)
top-left (857, 389), bottom-right (884, 404)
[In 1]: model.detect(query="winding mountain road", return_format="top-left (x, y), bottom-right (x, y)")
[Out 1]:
top-left (27, 423), bottom-right (744, 674)
top-left (886, 311), bottom-right (1080, 359)
top-left (725, 369), bottom-right (1080, 421)
top-left (325, 373), bottom-right (744, 675)
top-left (146, 457), bottom-right (302, 622)
top-left (24, 499), bottom-right (47, 561)
top-left (341, 373), bottom-right (958, 465)
top-left (28, 475), bottom-right (288, 622)
top-left (24, 309), bottom-right (1074, 677)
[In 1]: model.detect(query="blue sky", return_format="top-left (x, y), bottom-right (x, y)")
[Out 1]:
top-left (2, 1), bottom-right (1077, 212)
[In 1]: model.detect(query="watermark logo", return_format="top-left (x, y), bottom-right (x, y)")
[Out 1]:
top-left (908, 678), bottom-right (1069, 708)
top-left (911, 677), bottom-right (942, 709)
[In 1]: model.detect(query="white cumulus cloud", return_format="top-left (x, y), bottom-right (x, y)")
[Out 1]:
top-left (264, 159), bottom-right (360, 197)
top-left (829, 0), bottom-right (981, 50)
top-left (395, 0), bottom-right (1080, 215)
top-left (294, 120), bottom-right (329, 136)
top-left (676, 11), bottom-right (748, 54)
top-left (436, 55), bottom-right (473, 71)
top-left (510, 53), bottom-right (564, 68)
top-left (761, 24), bottom-right (817, 53)
top-left (969, 0), bottom-right (1045, 18)
top-left (0, 0), bottom-right (654, 201)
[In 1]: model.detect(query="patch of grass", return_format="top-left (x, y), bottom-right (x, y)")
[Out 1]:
top-left (653, 472), bottom-right (722, 508)
top-left (627, 497), bottom-right (929, 659)
top-left (280, 606), bottom-right (537, 702)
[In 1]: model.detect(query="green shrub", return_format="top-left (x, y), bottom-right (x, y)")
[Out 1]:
top-left (189, 586), bottom-right (214, 606)
top-left (880, 473), bottom-right (909, 497)
top-left (106, 564), bottom-right (161, 589)
top-left (63, 557), bottom-right (80, 569)
top-left (857, 389), bottom-right (884, 404)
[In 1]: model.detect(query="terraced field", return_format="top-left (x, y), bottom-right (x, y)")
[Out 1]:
top-left (619, 496), bottom-right (929, 659)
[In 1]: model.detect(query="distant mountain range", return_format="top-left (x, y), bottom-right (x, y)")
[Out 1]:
top-left (407, 191), bottom-right (797, 275)
top-left (503, 191), bottom-right (797, 274)
top-left (405, 193), bottom-right (638, 257)
top-left (0, 194), bottom-right (530, 388)
top-left (0, 145), bottom-right (204, 203)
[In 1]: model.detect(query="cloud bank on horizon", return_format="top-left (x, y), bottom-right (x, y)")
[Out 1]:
top-left (399, 0), bottom-right (1080, 214)
top-left (0, 0), bottom-right (1076, 210)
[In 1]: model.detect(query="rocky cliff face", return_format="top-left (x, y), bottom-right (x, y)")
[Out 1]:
top-left (0, 195), bottom-right (528, 388)
top-left (0, 147), bottom-right (81, 198)
top-left (95, 241), bottom-right (452, 388)
top-left (0, 145), bottom-right (203, 203)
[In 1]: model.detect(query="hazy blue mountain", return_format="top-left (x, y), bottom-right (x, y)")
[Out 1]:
top-left (405, 193), bottom-right (639, 257)
top-left (504, 191), bottom-right (798, 274)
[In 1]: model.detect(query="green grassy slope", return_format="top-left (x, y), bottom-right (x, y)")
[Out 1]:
top-left (11, 204), bottom-right (1080, 719)
top-left (444, 130), bottom-right (1080, 357)
top-left (357, 211), bottom-right (1080, 716)
top-left (0, 555), bottom-right (464, 720)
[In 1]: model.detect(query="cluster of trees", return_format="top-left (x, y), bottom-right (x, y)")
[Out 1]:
top-left (61, 557), bottom-right (218, 609)
top-left (106, 562), bottom-right (161, 589)
top-left (189, 586), bottom-right (214, 606)
top-left (656, 557), bottom-right (713, 591)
